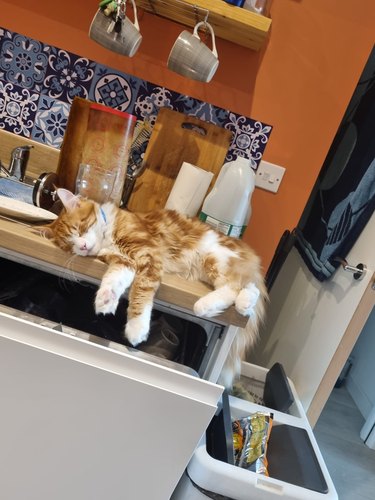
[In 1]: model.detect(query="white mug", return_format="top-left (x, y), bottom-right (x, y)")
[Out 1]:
top-left (167, 21), bottom-right (219, 83)
top-left (89, 0), bottom-right (142, 58)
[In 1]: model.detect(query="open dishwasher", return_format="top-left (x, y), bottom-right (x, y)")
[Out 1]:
top-left (0, 255), bottom-right (234, 500)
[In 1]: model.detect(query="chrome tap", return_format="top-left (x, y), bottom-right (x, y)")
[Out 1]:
top-left (0, 145), bottom-right (33, 182)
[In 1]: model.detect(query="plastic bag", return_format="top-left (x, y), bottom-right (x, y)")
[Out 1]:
top-left (232, 412), bottom-right (273, 475)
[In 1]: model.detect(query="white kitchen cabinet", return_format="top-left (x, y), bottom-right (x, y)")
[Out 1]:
top-left (0, 307), bottom-right (223, 500)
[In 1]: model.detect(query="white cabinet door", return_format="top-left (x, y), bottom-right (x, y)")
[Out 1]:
top-left (0, 312), bottom-right (223, 500)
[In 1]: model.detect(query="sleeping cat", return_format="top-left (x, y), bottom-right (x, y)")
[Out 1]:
top-left (43, 188), bottom-right (267, 387)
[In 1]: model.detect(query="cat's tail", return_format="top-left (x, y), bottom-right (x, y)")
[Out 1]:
top-left (218, 282), bottom-right (268, 389)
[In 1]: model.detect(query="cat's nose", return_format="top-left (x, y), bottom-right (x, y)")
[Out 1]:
top-left (80, 242), bottom-right (87, 251)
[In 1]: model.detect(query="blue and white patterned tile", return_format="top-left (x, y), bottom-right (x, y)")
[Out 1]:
top-left (133, 82), bottom-right (180, 125)
top-left (42, 47), bottom-right (95, 104)
top-left (0, 28), bottom-right (50, 93)
top-left (0, 27), bottom-right (273, 164)
top-left (88, 64), bottom-right (141, 114)
top-left (0, 80), bottom-right (39, 137)
top-left (223, 113), bottom-right (272, 169)
top-left (173, 95), bottom-right (229, 125)
top-left (31, 95), bottom-right (70, 148)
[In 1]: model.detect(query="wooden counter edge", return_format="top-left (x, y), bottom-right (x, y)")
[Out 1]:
top-left (0, 217), bottom-right (248, 328)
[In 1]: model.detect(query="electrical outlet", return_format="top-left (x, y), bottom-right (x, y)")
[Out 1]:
top-left (255, 160), bottom-right (286, 193)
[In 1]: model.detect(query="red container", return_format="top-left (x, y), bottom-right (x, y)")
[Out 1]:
top-left (81, 103), bottom-right (136, 204)
top-left (56, 98), bottom-right (136, 205)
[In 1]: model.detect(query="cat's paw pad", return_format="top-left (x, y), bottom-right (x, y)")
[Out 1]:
top-left (125, 318), bottom-right (150, 346)
top-left (193, 296), bottom-right (223, 318)
top-left (235, 284), bottom-right (260, 316)
top-left (95, 286), bottom-right (119, 315)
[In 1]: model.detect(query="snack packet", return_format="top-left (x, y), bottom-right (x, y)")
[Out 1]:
top-left (232, 412), bottom-right (273, 475)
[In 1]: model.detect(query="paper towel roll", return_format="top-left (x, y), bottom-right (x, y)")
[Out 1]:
top-left (165, 162), bottom-right (214, 217)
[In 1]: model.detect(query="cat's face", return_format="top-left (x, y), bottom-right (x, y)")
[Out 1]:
top-left (44, 189), bottom-right (103, 256)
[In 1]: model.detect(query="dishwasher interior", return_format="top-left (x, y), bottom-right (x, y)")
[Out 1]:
top-left (0, 256), bottom-right (225, 378)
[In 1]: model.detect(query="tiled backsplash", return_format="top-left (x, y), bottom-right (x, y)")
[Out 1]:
top-left (0, 27), bottom-right (272, 169)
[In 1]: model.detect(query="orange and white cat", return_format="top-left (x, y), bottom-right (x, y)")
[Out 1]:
top-left (43, 188), bottom-right (267, 387)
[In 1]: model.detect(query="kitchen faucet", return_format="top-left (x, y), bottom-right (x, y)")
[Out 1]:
top-left (0, 145), bottom-right (33, 182)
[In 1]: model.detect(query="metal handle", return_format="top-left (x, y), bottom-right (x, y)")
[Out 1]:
top-left (334, 257), bottom-right (367, 281)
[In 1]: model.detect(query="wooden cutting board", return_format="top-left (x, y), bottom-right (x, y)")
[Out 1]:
top-left (127, 108), bottom-right (232, 212)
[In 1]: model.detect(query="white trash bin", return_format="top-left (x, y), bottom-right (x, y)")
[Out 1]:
top-left (172, 362), bottom-right (338, 500)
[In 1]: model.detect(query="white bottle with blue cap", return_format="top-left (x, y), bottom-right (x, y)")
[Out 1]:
top-left (199, 156), bottom-right (255, 238)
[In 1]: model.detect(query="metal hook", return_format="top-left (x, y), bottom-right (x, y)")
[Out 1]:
top-left (193, 3), bottom-right (209, 25)
top-left (193, 4), bottom-right (199, 25)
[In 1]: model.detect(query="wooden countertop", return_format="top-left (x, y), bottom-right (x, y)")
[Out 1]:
top-left (0, 216), bottom-right (247, 328)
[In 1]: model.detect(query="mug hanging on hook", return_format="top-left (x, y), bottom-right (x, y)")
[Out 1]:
top-left (89, 0), bottom-right (142, 57)
top-left (167, 20), bottom-right (219, 83)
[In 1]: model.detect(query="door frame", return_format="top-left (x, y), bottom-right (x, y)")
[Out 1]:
top-left (307, 272), bottom-right (375, 426)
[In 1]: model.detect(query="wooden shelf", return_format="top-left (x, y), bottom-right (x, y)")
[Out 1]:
top-left (135, 0), bottom-right (271, 50)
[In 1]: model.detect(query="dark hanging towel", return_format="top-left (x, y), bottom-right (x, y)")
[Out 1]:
top-left (294, 47), bottom-right (375, 282)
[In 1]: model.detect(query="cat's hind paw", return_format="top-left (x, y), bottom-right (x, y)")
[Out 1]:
top-left (194, 286), bottom-right (237, 318)
top-left (125, 317), bottom-right (150, 346)
top-left (235, 284), bottom-right (260, 316)
top-left (95, 286), bottom-right (119, 315)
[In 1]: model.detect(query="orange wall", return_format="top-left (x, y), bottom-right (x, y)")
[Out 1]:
top-left (1, 0), bottom-right (374, 270)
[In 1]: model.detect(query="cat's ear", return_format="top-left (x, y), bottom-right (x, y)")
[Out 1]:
top-left (56, 188), bottom-right (81, 212)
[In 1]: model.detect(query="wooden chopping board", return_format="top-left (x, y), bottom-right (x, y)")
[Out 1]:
top-left (127, 108), bottom-right (232, 212)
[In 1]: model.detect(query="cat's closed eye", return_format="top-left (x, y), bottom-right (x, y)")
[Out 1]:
top-left (69, 224), bottom-right (84, 237)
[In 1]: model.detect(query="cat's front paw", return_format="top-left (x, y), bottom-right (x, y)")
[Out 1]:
top-left (95, 286), bottom-right (119, 315)
top-left (125, 317), bottom-right (150, 346)
top-left (235, 284), bottom-right (260, 316)
top-left (193, 296), bottom-right (224, 318)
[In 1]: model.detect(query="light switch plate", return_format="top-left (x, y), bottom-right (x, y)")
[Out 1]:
top-left (255, 160), bottom-right (286, 193)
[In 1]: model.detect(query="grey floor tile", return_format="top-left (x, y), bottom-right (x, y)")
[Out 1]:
top-left (314, 386), bottom-right (375, 500)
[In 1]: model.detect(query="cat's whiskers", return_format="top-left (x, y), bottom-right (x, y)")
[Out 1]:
top-left (62, 255), bottom-right (81, 283)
